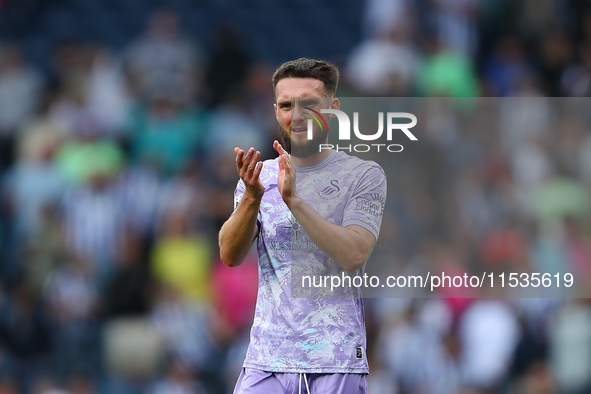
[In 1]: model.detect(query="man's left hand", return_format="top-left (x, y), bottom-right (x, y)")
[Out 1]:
top-left (273, 140), bottom-right (297, 208)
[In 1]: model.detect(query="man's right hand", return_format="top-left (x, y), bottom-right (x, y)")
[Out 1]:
top-left (235, 147), bottom-right (264, 199)
top-left (220, 147), bottom-right (264, 267)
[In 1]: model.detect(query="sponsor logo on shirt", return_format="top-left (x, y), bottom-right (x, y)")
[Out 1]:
top-left (283, 214), bottom-right (305, 239)
top-left (355, 193), bottom-right (384, 218)
top-left (268, 240), bottom-right (320, 250)
top-left (269, 214), bottom-right (320, 250)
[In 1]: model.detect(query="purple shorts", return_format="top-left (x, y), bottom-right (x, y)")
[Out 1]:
top-left (233, 368), bottom-right (368, 394)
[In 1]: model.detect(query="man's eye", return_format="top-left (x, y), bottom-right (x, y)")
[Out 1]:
top-left (281, 104), bottom-right (291, 110)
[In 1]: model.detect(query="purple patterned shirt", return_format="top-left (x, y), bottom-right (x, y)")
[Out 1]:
top-left (233, 150), bottom-right (387, 374)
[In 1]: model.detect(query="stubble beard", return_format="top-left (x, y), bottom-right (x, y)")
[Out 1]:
top-left (279, 124), bottom-right (329, 159)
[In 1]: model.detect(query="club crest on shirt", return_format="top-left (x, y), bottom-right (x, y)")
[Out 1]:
top-left (317, 179), bottom-right (342, 200)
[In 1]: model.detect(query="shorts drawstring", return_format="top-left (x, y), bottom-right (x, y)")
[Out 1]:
top-left (298, 372), bottom-right (310, 394)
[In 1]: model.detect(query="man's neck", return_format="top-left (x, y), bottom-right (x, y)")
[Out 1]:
top-left (292, 148), bottom-right (332, 167)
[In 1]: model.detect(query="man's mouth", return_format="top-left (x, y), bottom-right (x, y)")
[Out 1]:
top-left (291, 127), bottom-right (307, 134)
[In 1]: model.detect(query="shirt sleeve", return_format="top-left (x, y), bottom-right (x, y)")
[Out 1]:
top-left (341, 162), bottom-right (387, 241)
top-left (231, 179), bottom-right (262, 229)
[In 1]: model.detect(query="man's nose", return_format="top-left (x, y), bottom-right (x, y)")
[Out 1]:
top-left (292, 103), bottom-right (306, 122)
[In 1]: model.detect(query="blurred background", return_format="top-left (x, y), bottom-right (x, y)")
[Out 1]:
top-left (0, 0), bottom-right (591, 393)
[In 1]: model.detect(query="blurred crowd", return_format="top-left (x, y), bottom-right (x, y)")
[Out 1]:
top-left (0, 0), bottom-right (590, 393)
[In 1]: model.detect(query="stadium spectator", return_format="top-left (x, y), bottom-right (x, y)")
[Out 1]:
top-left (124, 9), bottom-right (204, 105)
top-left (0, 44), bottom-right (44, 170)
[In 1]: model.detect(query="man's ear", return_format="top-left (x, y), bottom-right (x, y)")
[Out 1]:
top-left (331, 98), bottom-right (340, 110)
top-left (326, 97), bottom-right (340, 120)
top-left (274, 103), bottom-right (278, 121)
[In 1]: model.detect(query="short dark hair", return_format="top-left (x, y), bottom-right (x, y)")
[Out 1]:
top-left (272, 57), bottom-right (339, 98)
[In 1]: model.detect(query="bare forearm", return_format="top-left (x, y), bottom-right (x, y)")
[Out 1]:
top-left (272, 141), bottom-right (376, 272)
top-left (219, 195), bottom-right (261, 267)
top-left (291, 197), bottom-right (374, 272)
